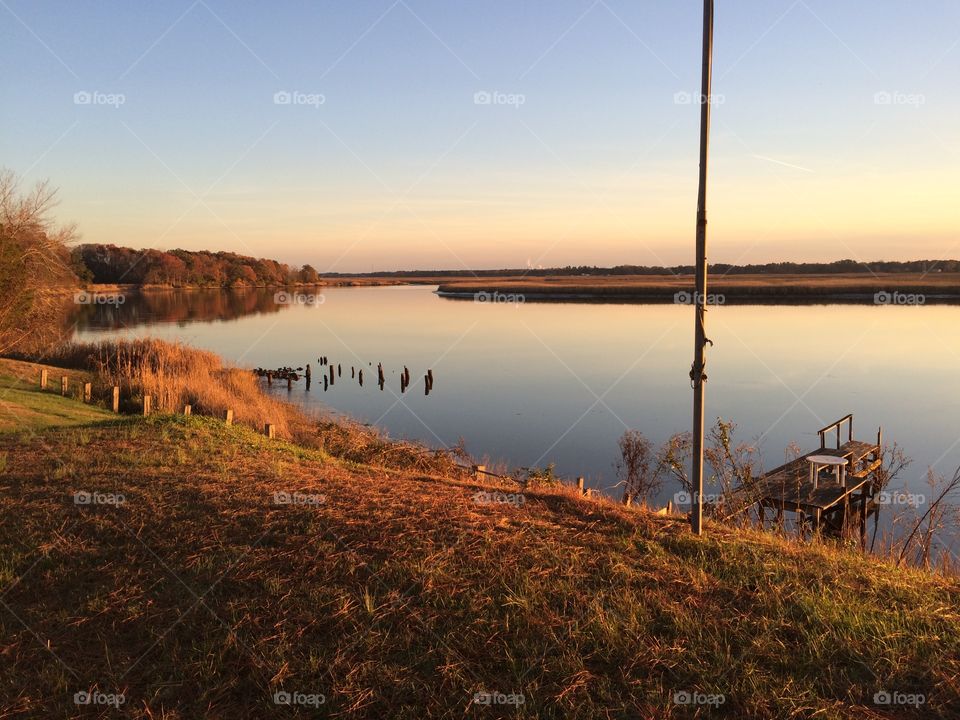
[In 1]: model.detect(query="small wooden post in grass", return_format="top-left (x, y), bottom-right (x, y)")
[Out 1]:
top-left (60, 376), bottom-right (68, 396)
top-left (40, 369), bottom-right (48, 390)
top-left (183, 404), bottom-right (192, 416)
top-left (83, 383), bottom-right (92, 402)
top-left (225, 409), bottom-right (233, 426)
top-left (112, 386), bottom-right (120, 413)
top-left (576, 477), bottom-right (585, 495)
top-left (623, 492), bottom-right (633, 507)
top-left (473, 464), bottom-right (485, 481)
top-left (265, 423), bottom-right (275, 439)
top-left (143, 395), bottom-right (152, 416)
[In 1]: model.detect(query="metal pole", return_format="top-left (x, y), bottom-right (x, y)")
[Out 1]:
top-left (690, 0), bottom-right (714, 535)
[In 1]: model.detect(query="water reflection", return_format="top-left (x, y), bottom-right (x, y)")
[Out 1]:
top-left (72, 288), bottom-right (285, 330)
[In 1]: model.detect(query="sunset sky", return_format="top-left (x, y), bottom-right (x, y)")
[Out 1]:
top-left (2, 0), bottom-right (958, 271)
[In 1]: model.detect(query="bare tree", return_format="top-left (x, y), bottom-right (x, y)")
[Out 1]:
top-left (656, 431), bottom-right (693, 494)
top-left (616, 430), bottom-right (660, 506)
top-left (704, 418), bottom-right (762, 524)
top-left (0, 170), bottom-right (77, 354)
top-left (896, 465), bottom-right (960, 569)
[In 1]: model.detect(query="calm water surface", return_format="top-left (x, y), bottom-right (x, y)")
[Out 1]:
top-left (74, 286), bottom-right (960, 508)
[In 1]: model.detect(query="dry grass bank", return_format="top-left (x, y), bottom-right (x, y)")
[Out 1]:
top-left (0, 411), bottom-right (957, 718)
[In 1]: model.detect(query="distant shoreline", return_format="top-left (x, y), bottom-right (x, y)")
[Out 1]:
top-left (434, 272), bottom-right (960, 304)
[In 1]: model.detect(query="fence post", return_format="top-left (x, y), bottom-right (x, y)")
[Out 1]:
top-left (83, 383), bottom-right (92, 402)
top-left (265, 423), bottom-right (275, 439)
top-left (60, 376), bottom-right (68, 396)
top-left (576, 477), bottom-right (585, 495)
top-left (112, 386), bottom-right (120, 413)
top-left (225, 409), bottom-right (233, 426)
top-left (472, 464), bottom-right (485, 481)
top-left (183, 404), bottom-right (192, 416)
top-left (142, 395), bottom-right (152, 416)
top-left (40, 369), bottom-right (48, 390)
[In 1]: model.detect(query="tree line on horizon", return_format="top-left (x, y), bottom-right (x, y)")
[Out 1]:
top-left (344, 259), bottom-right (959, 277)
top-left (74, 244), bottom-right (960, 286)
top-left (73, 244), bottom-right (321, 287)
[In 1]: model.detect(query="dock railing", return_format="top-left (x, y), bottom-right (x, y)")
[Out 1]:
top-left (818, 414), bottom-right (853, 450)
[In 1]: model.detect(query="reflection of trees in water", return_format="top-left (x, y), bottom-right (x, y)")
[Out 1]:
top-left (66, 289), bottom-right (286, 332)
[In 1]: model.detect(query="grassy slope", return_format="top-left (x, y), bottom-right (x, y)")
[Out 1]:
top-left (0, 367), bottom-right (958, 719)
top-left (0, 358), bottom-right (114, 432)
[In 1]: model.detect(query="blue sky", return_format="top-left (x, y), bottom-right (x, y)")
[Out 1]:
top-left (1, 0), bottom-right (958, 270)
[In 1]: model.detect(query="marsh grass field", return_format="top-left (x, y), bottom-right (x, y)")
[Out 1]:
top-left (433, 272), bottom-right (960, 301)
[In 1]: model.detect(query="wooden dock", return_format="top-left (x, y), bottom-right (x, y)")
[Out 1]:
top-left (738, 415), bottom-right (883, 543)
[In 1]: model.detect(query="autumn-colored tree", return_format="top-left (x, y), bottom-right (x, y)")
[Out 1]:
top-left (0, 170), bottom-right (78, 353)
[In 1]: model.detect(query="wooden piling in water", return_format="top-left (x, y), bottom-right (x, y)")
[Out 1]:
top-left (40, 369), bottom-right (48, 390)
top-left (60, 376), bottom-right (68, 396)
top-left (323, 376), bottom-right (328, 391)
top-left (225, 409), bottom-right (233, 426)
top-left (83, 383), bottom-right (92, 402)
top-left (329, 365), bottom-right (334, 385)
top-left (427, 369), bottom-right (433, 390)
top-left (351, 367), bottom-right (355, 378)
top-left (143, 395), bottom-right (152, 416)
top-left (358, 369), bottom-right (363, 386)
top-left (337, 364), bottom-right (341, 377)
top-left (112, 386), bottom-right (120, 413)
top-left (424, 375), bottom-right (430, 395)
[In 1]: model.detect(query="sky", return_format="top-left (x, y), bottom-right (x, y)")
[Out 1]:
top-left (1, 0), bottom-right (958, 272)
